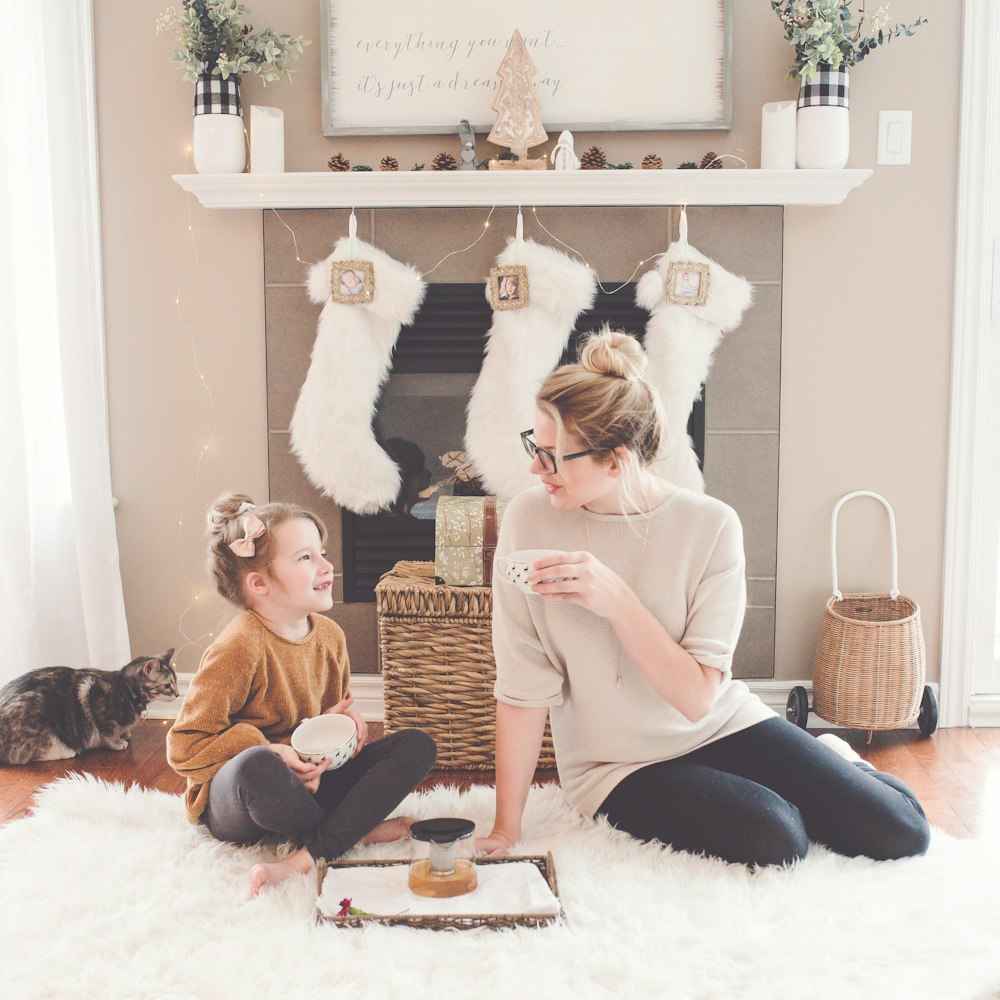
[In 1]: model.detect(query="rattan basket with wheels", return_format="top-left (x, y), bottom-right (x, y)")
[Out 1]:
top-left (812, 492), bottom-right (926, 730)
top-left (375, 560), bottom-right (556, 770)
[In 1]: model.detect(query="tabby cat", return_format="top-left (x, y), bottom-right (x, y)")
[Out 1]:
top-left (0, 650), bottom-right (178, 765)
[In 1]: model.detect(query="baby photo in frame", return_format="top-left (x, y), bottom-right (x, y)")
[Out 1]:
top-left (330, 260), bottom-right (374, 304)
top-left (490, 265), bottom-right (529, 311)
top-left (665, 261), bottom-right (710, 306)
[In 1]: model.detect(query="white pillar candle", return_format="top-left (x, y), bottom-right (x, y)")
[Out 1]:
top-left (250, 106), bottom-right (284, 173)
top-left (760, 101), bottom-right (797, 170)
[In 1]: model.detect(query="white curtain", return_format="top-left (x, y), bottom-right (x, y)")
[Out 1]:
top-left (0, 1), bottom-right (130, 684)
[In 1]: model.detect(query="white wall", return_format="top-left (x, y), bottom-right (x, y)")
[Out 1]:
top-left (94, 1), bottom-right (958, 681)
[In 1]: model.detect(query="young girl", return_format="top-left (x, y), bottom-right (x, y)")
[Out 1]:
top-left (479, 329), bottom-right (930, 868)
top-left (168, 493), bottom-right (436, 896)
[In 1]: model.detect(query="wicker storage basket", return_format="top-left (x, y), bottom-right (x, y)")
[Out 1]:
top-left (375, 561), bottom-right (556, 770)
top-left (812, 492), bottom-right (926, 731)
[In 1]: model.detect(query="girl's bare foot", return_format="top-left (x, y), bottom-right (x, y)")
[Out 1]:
top-left (248, 846), bottom-right (315, 897)
top-left (362, 815), bottom-right (415, 845)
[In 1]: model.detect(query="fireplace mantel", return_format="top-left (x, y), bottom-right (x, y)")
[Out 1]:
top-left (173, 168), bottom-right (870, 210)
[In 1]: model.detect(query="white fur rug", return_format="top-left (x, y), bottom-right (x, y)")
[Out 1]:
top-left (2, 776), bottom-right (999, 1000)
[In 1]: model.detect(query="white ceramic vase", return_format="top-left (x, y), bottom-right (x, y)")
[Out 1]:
top-left (796, 65), bottom-right (850, 170)
top-left (192, 74), bottom-right (246, 174)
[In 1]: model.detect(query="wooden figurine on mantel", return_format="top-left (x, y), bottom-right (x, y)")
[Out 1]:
top-left (487, 29), bottom-right (548, 170)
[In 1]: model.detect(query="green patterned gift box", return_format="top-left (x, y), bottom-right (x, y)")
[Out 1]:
top-left (434, 496), bottom-right (508, 587)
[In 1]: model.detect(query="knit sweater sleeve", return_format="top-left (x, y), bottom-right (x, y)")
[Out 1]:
top-left (680, 504), bottom-right (747, 671)
top-left (166, 623), bottom-right (270, 785)
top-left (491, 491), bottom-right (566, 709)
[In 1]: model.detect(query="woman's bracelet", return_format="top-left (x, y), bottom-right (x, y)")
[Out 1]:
top-left (491, 830), bottom-right (516, 847)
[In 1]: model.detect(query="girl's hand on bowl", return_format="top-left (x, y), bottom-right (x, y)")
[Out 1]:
top-left (325, 697), bottom-right (368, 755)
top-left (270, 742), bottom-right (329, 790)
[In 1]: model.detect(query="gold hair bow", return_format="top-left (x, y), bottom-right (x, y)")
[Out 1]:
top-left (229, 513), bottom-right (266, 557)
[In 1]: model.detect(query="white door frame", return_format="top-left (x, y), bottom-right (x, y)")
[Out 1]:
top-left (940, 0), bottom-right (1000, 727)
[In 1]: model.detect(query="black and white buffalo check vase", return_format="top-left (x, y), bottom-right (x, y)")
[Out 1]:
top-left (191, 74), bottom-right (246, 174)
top-left (795, 64), bottom-right (850, 169)
top-left (193, 74), bottom-right (242, 117)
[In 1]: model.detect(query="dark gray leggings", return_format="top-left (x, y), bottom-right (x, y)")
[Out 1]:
top-left (598, 717), bottom-right (930, 868)
top-left (203, 729), bottom-right (436, 861)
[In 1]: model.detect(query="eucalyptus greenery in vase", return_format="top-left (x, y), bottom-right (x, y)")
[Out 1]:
top-left (157, 0), bottom-right (308, 173)
top-left (770, 1), bottom-right (926, 169)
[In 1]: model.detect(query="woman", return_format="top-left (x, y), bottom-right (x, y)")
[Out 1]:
top-left (479, 328), bottom-right (929, 868)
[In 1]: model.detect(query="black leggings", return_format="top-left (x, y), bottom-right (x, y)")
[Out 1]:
top-left (598, 717), bottom-right (930, 868)
top-left (203, 730), bottom-right (436, 862)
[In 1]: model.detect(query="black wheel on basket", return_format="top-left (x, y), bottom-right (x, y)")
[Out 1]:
top-left (786, 686), bottom-right (810, 729)
top-left (917, 685), bottom-right (939, 737)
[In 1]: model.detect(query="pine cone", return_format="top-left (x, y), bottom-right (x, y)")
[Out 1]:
top-left (700, 151), bottom-right (723, 169)
top-left (642, 153), bottom-right (663, 170)
top-left (580, 145), bottom-right (607, 170)
top-left (327, 153), bottom-right (350, 172)
top-left (380, 155), bottom-right (399, 172)
top-left (432, 151), bottom-right (458, 171)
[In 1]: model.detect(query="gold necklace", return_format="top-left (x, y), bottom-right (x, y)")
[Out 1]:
top-left (582, 512), bottom-right (650, 689)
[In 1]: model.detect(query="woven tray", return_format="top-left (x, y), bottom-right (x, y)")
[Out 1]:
top-left (316, 853), bottom-right (562, 930)
top-left (376, 561), bottom-right (556, 770)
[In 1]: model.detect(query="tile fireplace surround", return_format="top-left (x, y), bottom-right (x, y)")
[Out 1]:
top-left (264, 205), bottom-right (781, 679)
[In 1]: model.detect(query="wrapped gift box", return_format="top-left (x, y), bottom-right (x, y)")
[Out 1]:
top-left (434, 495), bottom-right (508, 587)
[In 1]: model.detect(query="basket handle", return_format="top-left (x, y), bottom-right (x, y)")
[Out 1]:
top-left (830, 491), bottom-right (899, 602)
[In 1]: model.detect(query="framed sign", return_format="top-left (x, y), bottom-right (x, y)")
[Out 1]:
top-left (320, 0), bottom-right (731, 136)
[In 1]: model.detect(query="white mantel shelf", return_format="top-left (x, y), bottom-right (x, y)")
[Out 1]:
top-left (172, 168), bottom-right (871, 210)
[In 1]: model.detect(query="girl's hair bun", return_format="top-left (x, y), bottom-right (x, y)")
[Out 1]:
top-left (207, 491), bottom-right (256, 536)
top-left (578, 327), bottom-right (647, 382)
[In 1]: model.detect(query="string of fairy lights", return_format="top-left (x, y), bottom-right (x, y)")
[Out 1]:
top-left (173, 145), bottom-right (222, 664)
top-left (170, 196), bottom-right (676, 664)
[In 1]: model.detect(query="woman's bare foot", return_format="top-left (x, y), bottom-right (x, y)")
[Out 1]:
top-left (362, 815), bottom-right (415, 845)
top-left (248, 845), bottom-right (315, 898)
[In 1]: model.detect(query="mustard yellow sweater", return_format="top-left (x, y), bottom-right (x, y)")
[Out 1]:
top-left (167, 611), bottom-right (351, 823)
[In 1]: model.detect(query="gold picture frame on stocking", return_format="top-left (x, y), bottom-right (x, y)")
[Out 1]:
top-left (330, 260), bottom-right (374, 304)
top-left (664, 261), bottom-right (710, 306)
top-left (490, 265), bottom-right (529, 311)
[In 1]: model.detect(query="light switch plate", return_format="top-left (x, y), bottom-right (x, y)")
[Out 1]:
top-left (877, 110), bottom-right (912, 165)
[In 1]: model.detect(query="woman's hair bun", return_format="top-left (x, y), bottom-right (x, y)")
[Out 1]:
top-left (578, 327), bottom-right (647, 382)
top-left (206, 491), bottom-right (255, 536)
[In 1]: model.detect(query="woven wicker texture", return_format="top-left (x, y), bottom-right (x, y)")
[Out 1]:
top-left (813, 592), bottom-right (925, 729)
top-left (376, 561), bottom-right (556, 769)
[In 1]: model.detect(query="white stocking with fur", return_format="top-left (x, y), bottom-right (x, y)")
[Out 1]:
top-left (290, 238), bottom-right (426, 514)
top-left (635, 242), bottom-right (752, 491)
top-left (465, 238), bottom-right (597, 497)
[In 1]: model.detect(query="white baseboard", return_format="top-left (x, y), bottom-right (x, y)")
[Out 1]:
top-left (969, 694), bottom-right (1000, 727)
top-left (146, 671), bottom-right (386, 722)
top-left (148, 674), bottom-right (941, 731)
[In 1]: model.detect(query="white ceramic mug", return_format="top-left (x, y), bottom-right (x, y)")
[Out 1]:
top-left (495, 549), bottom-right (569, 594)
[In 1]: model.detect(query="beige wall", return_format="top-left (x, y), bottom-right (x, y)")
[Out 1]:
top-left (94, 1), bottom-right (957, 682)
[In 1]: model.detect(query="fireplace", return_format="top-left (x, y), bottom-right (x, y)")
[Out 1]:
top-left (265, 204), bottom-right (780, 678)
top-left (340, 282), bottom-right (706, 600)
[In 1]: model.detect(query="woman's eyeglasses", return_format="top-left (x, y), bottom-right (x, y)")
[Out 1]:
top-left (520, 429), bottom-right (601, 475)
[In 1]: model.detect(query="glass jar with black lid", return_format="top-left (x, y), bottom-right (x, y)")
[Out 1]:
top-left (408, 817), bottom-right (478, 898)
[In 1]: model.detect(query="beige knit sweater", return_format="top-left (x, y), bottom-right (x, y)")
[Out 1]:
top-left (167, 611), bottom-right (350, 823)
top-left (492, 486), bottom-right (775, 819)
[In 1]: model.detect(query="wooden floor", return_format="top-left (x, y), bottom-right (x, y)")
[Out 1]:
top-left (2, 721), bottom-right (1000, 841)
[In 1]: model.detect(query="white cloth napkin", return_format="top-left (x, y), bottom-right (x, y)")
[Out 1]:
top-left (317, 861), bottom-right (560, 918)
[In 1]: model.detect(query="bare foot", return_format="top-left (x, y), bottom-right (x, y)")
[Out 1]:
top-left (248, 846), bottom-right (315, 898)
top-left (362, 815), bottom-right (416, 845)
